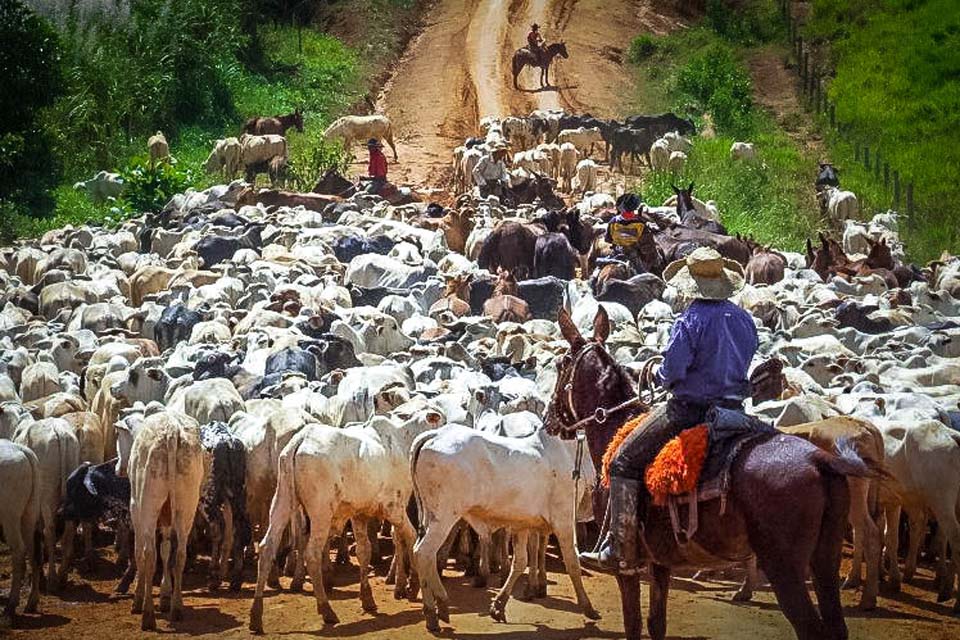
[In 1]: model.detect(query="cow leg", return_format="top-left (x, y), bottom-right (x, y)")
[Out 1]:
top-left (117, 527), bottom-right (137, 594)
top-left (928, 492), bottom-right (960, 609)
top-left (390, 510), bottom-right (418, 601)
top-left (473, 525), bottom-right (493, 588)
top-left (2, 513), bottom-right (25, 617)
top-left (352, 516), bottom-right (377, 613)
top-left (555, 527), bottom-right (601, 619)
top-left (158, 527), bottom-right (173, 613)
top-left (386, 131), bottom-right (399, 162)
top-left (82, 520), bottom-right (96, 571)
top-left (414, 511), bottom-right (456, 632)
top-left (490, 529), bottom-right (528, 623)
top-left (133, 519), bottom-right (159, 630)
top-left (882, 502), bottom-right (902, 592)
top-left (290, 512), bottom-right (307, 592)
top-left (57, 519), bottom-right (76, 588)
top-left (219, 503), bottom-right (235, 590)
top-left (42, 509), bottom-right (57, 592)
top-left (519, 533), bottom-right (540, 601)
top-left (304, 516), bottom-right (338, 625)
top-left (24, 522), bottom-right (40, 613)
top-left (250, 503), bottom-right (291, 633)
top-left (902, 506), bottom-right (925, 581)
top-left (537, 533), bottom-right (548, 598)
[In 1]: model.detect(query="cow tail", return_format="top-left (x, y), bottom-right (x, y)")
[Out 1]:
top-left (271, 431), bottom-right (301, 539)
top-left (167, 425), bottom-right (179, 527)
top-left (24, 446), bottom-right (41, 557)
top-left (408, 430), bottom-right (438, 540)
top-left (54, 427), bottom-right (70, 498)
top-left (812, 437), bottom-right (881, 479)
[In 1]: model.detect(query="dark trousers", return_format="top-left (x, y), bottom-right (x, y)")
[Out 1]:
top-left (609, 398), bottom-right (743, 482)
top-left (365, 176), bottom-right (386, 195)
top-left (479, 181), bottom-right (505, 200)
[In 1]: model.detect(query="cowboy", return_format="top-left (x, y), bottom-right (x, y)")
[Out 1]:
top-left (606, 193), bottom-right (649, 273)
top-left (527, 23), bottom-right (544, 61)
top-left (580, 247), bottom-right (758, 575)
top-left (364, 138), bottom-right (388, 195)
top-left (472, 141), bottom-right (512, 201)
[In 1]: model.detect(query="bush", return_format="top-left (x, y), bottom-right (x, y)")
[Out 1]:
top-left (706, 0), bottom-right (783, 45)
top-left (119, 158), bottom-right (193, 214)
top-left (627, 35), bottom-right (658, 63)
top-left (0, 2), bottom-right (63, 217)
top-left (674, 44), bottom-right (754, 136)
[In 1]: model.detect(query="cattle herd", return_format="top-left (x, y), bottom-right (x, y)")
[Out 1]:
top-left (1, 107), bottom-right (960, 638)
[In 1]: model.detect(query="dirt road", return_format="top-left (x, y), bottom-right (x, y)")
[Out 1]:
top-left (6, 545), bottom-right (960, 639)
top-left (379, 0), bottom-right (661, 189)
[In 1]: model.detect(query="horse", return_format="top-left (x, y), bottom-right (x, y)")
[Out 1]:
top-left (243, 108), bottom-right (304, 136)
top-left (543, 306), bottom-right (877, 640)
top-left (512, 42), bottom-right (569, 90)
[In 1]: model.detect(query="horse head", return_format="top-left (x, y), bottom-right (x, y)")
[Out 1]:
top-left (552, 41), bottom-right (569, 59)
top-left (293, 107), bottom-right (305, 133)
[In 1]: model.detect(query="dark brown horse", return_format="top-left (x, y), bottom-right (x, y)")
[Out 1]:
top-left (544, 306), bottom-right (873, 640)
top-left (672, 182), bottom-right (727, 235)
top-left (243, 108), bottom-right (304, 136)
top-left (512, 42), bottom-right (569, 89)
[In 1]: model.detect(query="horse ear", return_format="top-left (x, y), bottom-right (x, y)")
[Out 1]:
top-left (557, 308), bottom-right (584, 347)
top-left (593, 306), bottom-right (610, 344)
top-left (687, 181), bottom-right (694, 193)
top-left (671, 184), bottom-right (680, 195)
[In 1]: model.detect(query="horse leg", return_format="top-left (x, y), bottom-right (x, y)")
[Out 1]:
top-left (647, 564), bottom-right (671, 640)
top-left (617, 573), bottom-right (643, 640)
top-left (810, 473), bottom-right (850, 640)
top-left (733, 557), bottom-right (758, 602)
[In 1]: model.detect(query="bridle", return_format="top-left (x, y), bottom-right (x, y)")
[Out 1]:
top-left (550, 341), bottom-right (663, 437)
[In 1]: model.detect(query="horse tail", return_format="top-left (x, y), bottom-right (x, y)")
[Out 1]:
top-left (812, 437), bottom-right (887, 480)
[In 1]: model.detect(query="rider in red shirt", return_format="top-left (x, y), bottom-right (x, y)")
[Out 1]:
top-left (366, 138), bottom-right (388, 194)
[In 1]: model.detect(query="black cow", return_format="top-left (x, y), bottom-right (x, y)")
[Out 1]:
top-left (155, 303), bottom-right (203, 353)
top-left (59, 460), bottom-right (136, 593)
top-left (469, 275), bottom-right (565, 320)
top-left (623, 112), bottom-right (695, 135)
top-left (815, 162), bottom-right (840, 192)
top-left (595, 273), bottom-right (667, 316)
top-left (534, 232), bottom-right (578, 280)
top-left (198, 422), bottom-right (251, 593)
top-left (194, 224), bottom-right (264, 268)
top-left (835, 301), bottom-right (894, 335)
top-left (332, 234), bottom-right (396, 264)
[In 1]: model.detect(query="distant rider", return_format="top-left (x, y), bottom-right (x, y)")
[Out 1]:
top-left (527, 23), bottom-right (544, 61)
top-left (472, 142), bottom-right (512, 201)
top-left (605, 193), bottom-right (655, 273)
top-left (364, 138), bottom-right (388, 195)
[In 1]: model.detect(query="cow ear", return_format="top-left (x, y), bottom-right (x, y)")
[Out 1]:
top-left (592, 306), bottom-right (610, 344)
top-left (557, 308), bottom-right (584, 347)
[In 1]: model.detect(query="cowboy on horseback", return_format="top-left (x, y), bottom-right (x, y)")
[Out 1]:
top-left (472, 141), bottom-right (512, 202)
top-left (527, 23), bottom-right (545, 63)
top-left (580, 247), bottom-right (759, 575)
top-left (604, 193), bottom-right (658, 273)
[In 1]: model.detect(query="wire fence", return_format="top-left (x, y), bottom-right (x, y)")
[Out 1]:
top-left (777, 0), bottom-right (918, 229)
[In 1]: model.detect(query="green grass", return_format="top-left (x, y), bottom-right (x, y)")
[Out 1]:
top-left (803, 0), bottom-right (960, 260)
top-left (626, 18), bottom-right (820, 251)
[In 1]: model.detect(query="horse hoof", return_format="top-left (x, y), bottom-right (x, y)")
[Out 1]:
top-left (249, 601), bottom-right (264, 633)
top-left (489, 604), bottom-right (506, 623)
top-left (584, 606), bottom-right (602, 621)
top-left (319, 603), bottom-right (340, 625)
top-left (437, 601), bottom-right (450, 623)
top-left (394, 585), bottom-right (407, 600)
top-left (424, 609), bottom-right (440, 633)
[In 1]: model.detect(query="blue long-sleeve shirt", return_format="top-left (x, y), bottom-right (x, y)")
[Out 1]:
top-left (656, 299), bottom-right (758, 404)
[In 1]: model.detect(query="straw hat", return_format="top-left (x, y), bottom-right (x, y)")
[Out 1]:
top-left (662, 247), bottom-right (744, 300)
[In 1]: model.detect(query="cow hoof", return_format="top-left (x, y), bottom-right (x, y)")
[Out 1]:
top-left (471, 575), bottom-right (487, 589)
top-left (267, 577), bottom-right (281, 590)
top-left (424, 608), bottom-right (440, 633)
top-left (170, 606), bottom-right (183, 622)
top-left (437, 601), bottom-right (450, 623)
top-left (394, 585), bottom-right (407, 600)
top-left (319, 603), bottom-right (339, 625)
top-left (249, 601), bottom-right (264, 633)
top-left (159, 596), bottom-right (171, 613)
top-left (131, 601), bottom-right (143, 615)
top-left (732, 589), bottom-right (753, 603)
top-left (489, 602), bottom-right (507, 623)
top-left (289, 578), bottom-right (304, 593)
top-left (141, 613), bottom-right (156, 631)
top-left (537, 584), bottom-right (547, 599)
top-left (584, 606), bottom-right (602, 621)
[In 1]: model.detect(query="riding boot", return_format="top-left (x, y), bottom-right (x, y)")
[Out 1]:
top-left (578, 476), bottom-right (642, 575)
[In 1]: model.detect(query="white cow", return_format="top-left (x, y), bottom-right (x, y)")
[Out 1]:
top-left (166, 378), bottom-right (245, 425)
top-left (128, 410), bottom-right (204, 630)
top-left (730, 141), bottom-right (757, 161)
top-left (821, 186), bottom-right (859, 222)
top-left (649, 138), bottom-right (671, 171)
top-left (0, 440), bottom-right (41, 618)
top-left (249, 409), bottom-right (445, 633)
top-left (411, 424), bottom-right (599, 631)
top-left (575, 159), bottom-right (598, 193)
top-left (73, 171), bottom-right (124, 204)
top-left (558, 142), bottom-right (579, 192)
top-left (668, 150), bottom-right (688, 173)
top-left (557, 127), bottom-right (603, 158)
top-left (14, 417), bottom-right (80, 592)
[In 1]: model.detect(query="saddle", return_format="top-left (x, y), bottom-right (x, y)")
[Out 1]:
top-left (644, 408), bottom-right (776, 547)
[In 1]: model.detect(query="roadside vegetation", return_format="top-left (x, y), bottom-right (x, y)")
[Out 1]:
top-left (804, 0), bottom-right (959, 259)
top-left (625, 0), bottom-right (820, 252)
top-left (2, 0), bottom-right (423, 241)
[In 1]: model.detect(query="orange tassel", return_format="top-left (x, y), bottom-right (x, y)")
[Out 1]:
top-left (600, 413), bottom-right (649, 489)
top-left (644, 425), bottom-right (709, 506)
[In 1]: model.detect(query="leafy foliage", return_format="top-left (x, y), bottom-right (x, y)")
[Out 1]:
top-left (0, 1), bottom-right (63, 217)
top-left (705, 0), bottom-right (784, 46)
top-left (119, 158), bottom-right (194, 214)
top-left (627, 35), bottom-right (657, 64)
top-left (674, 44), bottom-right (754, 137)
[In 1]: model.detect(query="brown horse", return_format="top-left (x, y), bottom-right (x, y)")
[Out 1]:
top-left (512, 42), bottom-right (569, 90)
top-left (544, 306), bottom-right (873, 640)
top-left (243, 108), bottom-right (304, 136)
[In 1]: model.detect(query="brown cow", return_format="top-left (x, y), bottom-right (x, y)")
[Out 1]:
top-left (745, 246), bottom-right (787, 285)
top-left (482, 270), bottom-right (532, 323)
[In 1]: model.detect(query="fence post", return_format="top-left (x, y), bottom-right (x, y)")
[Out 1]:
top-left (863, 145), bottom-right (870, 170)
top-left (802, 52), bottom-right (809, 90)
top-left (906, 183), bottom-right (914, 217)
top-left (875, 153), bottom-right (882, 181)
top-left (854, 142), bottom-right (860, 162)
top-left (883, 162), bottom-right (890, 189)
top-left (893, 171), bottom-right (901, 208)
top-left (829, 103), bottom-right (835, 128)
